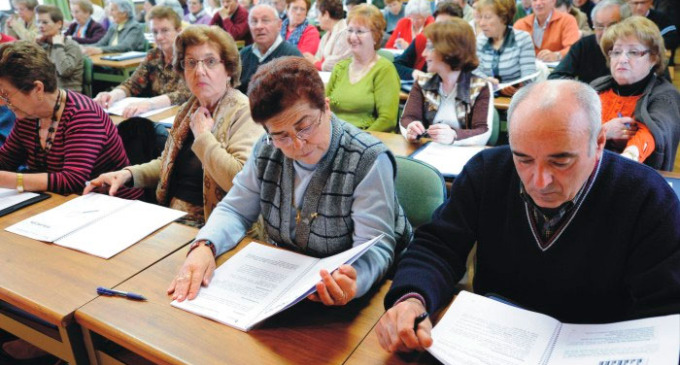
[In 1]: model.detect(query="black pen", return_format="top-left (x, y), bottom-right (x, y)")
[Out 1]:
top-left (97, 286), bottom-right (147, 301)
top-left (415, 132), bottom-right (430, 141)
top-left (413, 312), bottom-right (429, 332)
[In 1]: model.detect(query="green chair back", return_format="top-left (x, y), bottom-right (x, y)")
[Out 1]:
top-left (377, 49), bottom-right (395, 62)
top-left (487, 107), bottom-right (500, 146)
top-left (83, 56), bottom-right (93, 97)
top-left (395, 156), bottom-right (447, 228)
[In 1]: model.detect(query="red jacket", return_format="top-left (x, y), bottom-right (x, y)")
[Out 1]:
top-left (210, 6), bottom-right (252, 45)
top-left (0, 33), bottom-right (15, 43)
top-left (385, 16), bottom-right (434, 49)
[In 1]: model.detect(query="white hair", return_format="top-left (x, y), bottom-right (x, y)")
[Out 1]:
top-left (405, 0), bottom-right (432, 17)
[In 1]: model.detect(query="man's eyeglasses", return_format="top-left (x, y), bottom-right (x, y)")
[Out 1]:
top-left (180, 57), bottom-right (224, 70)
top-left (608, 49), bottom-right (651, 59)
top-left (266, 113), bottom-right (323, 147)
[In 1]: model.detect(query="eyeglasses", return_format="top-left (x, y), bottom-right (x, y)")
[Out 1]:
top-left (266, 113), bottom-right (323, 147)
top-left (593, 21), bottom-right (617, 31)
top-left (608, 49), bottom-right (651, 59)
top-left (180, 57), bottom-right (224, 70)
top-left (347, 28), bottom-right (371, 36)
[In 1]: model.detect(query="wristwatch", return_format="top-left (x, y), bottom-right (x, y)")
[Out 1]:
top-left (188, 239), bottom-right (216, 257)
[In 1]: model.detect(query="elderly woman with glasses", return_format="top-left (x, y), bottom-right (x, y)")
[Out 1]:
top-left (326, 4), bottom-right (400, 132)
top-left (168, 57), bottom-right (412, 306)
top-left (385, 0), bottom-right (434, 50)
top-left (0, 41), bottom-right (141, 198)
top-left (86, 25), bottom-right (263, 226)
top-left (82, 0), bottom-right (146, 56)
top-left (590, 16), bottom-right (680, 171)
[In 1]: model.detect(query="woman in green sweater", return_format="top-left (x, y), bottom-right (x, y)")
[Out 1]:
top-left (325, 4), bottom-right (400, 132)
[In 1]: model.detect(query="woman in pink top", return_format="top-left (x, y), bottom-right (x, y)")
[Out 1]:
top-left (280, 0), bottom-right (320, 55)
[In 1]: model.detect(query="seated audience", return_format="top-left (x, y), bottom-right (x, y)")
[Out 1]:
top-left (281, 0), bottom-right (320, 55)
top-left (549, 0), bottom-right (630, 83)
top-left (393, 1), bottom-right (462, 81)
top-left (326, 4), bottom-right (400, 132)
top-left (184, 0), bottom-right (212, 24)
top-left (0, 41), bottom-right (141, 198)
top-left (65, 0), bottom-right (106, 44)
top-left (167, 57), bottom-right (412, 305)
top-left (627, 0), bottom-right (678, 51)
top-left (36, 5), bottom-right (84, 93)
top-left (385, 0), bottom-right (434, 50)
top-left (4, 0), bottom-right (37, 41)
top-left (376, 80), bottom-right (680, 353)
top-left (556, 0), bottom-right (592, 36)
top-left (86, 25), bottom-right (263, 227)
top-left (239, 4), bottom-right (301, 94)
top-left (382, 0), bottom-right (405, 36)
top-left (400, 20), bottom-right (493, 145)
top-left (305, 0), bottom-right (350, 71)
top-left (574, 0), bottom-right (594, 26)
top-left (475, 0), bottom-right (536, 95)
top-left (210, 0), bottom-right (252, 45)
top-left (514, 0), bottom-right (580, 61)
top-left (591, 16), bottom-right (680, 171)
top-left (93, 6), bottom-right (191, 118)
top-left (82, 0), bottom-right (146, 55)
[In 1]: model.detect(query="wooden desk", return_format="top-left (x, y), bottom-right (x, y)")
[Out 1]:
top-left (495, 96), bottom-right (511, 111)
top-left (370, 131), bottom-right (421, 157)
top-left (89, 54), bottom-right (145, 84)
top-left (109, 105), bottom-right (180, 125)
top-left (76, 239), bottom-right (392, 365)
top-left (0, 195), bottom-right (197, 364)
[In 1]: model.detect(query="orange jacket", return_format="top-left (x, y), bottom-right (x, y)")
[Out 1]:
top-left (514, 11), bottom-right (580, 56)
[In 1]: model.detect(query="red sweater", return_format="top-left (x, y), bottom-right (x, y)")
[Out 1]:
top-left (385, 16), bottom-right (434, 49)
top-left (210, 6), bottom-right (252, 45)
top-left (0, 91), bottom-right (142, 198)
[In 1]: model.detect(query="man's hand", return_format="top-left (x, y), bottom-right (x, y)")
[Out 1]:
top-left (376, 298), bottom-right (433, 352)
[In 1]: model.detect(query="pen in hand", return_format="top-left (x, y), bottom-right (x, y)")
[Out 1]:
top-left (413, 312), bottom-right (429, 332)
top-left (416, 132), bottom-right (430, 141)
top-left (97, 286), bottom-right (147, 301)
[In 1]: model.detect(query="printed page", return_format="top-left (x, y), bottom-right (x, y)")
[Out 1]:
top-left (171, 242), bottom-right (319, 331)
top-left (101, 51), bottom-right (146, 61)
top-left (254, 235), bottom-right (384, 322)
top-left (428, 291), bottom-right (559, 365)
top-left (495, 71), bottom-right (540, 91)
top-left (411, 144), bottom-right (486, 177)
top-left (548, 315), bottom-right (679, 365)
top-left (55, 200), bottom-right (185, 259)
top-left (106, 97), bottom-right (173, 117)
top-left (0, 188), bottom-right (40, 211)
top-left (5, 193), bottom-right (129, 242)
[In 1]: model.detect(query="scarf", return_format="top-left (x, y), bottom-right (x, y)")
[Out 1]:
top-left (280, 18), bottom-right (308, 46)
top-left (187, 9), bottom-right (206, 24)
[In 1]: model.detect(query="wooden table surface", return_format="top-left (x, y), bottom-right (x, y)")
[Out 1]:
top-left (370, 131), bottom-right (421, 157)
top-left (89, 54), bottom-right (145, 69)
top-left (0, 194), bottom-right (197, 327)
top-left (76, 238), bottom-right (393, 365)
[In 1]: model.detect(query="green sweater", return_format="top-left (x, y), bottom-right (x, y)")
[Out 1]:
top-left (326, 57), bottom-right (400, 132)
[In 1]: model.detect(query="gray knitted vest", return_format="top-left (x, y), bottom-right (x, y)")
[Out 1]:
top-left (255, 116), bottom-right (412, 258)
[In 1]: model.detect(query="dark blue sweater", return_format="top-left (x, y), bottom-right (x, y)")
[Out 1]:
top-left (386, 147), bottom-right (680, 323)
top-left (238, 40), bottom-right (301, 95)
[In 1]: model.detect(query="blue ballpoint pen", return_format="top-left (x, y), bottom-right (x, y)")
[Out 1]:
top-left (97, 286), bottom-right (147, 301)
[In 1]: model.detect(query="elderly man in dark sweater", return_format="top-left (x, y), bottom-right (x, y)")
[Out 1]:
top-left (549, 0), bottom-right (630, 83)
top-left (238, 4), bottom-right (300, 94)
top-left (375, 79), bottom-right (680, 353)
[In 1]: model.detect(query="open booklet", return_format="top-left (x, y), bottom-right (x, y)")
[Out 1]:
top-left (410, 143), bottom-right (486, 178)
top-left (428, 291), bottom-right (679, 365)
top-left (172, 234), bottom-right (384, 332)
top-left (105, 97), bottom-right (174, 118)
top-left (0, 188), bottom-right (50, 217)
top-left (5, 193), bottom-right (186, 259)
top-left (100, 51), bottom-right (147, 61)
top-left (494, 71), bottom-right (540, 91)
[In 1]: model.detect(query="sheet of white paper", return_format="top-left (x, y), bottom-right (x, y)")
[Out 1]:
top-left (158, 116), bottom-right (175, 128)
top-left (105, 97), bottom-right (173, 117)
top-left (548, 315), bottom-right (679, 365)
top-left (0, 188), bottom-right (40, 211)
top-left (5, 193), bottom-right (129, 242)
top-left (411, 144), bottom-right (486, 177)
top-left (55, 200), bottom-right (186, 258)
top-left (429, 291), bottom-right (560, 365)
top-left (319, 71), bottom-right (331, 85)
top-left (495, 71), bottom-right (540, 91)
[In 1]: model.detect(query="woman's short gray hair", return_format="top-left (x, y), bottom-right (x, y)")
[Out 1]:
top-left (405, 0), bottom-right (432, 17)
top-left (110, 0), bottom-right (135, 19)
top-left (156, 0), bottom-right (184, 19)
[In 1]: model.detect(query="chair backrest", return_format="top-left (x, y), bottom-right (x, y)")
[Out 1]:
top-left (83, 56), bottom-right (93, 97)
top-left (486, 107), bottom-right (500, 146)
top-left (117, 117), bottom-right (168, 165)
top-left (377, 48), bottom-right (395, 62)
top-left (394, 156), bottom-right (447, 228)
